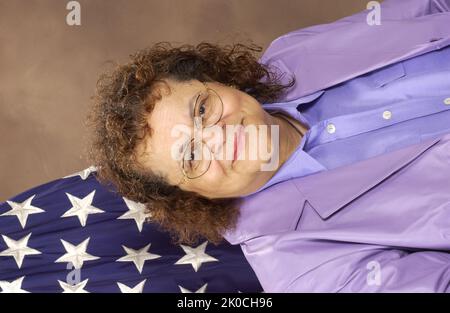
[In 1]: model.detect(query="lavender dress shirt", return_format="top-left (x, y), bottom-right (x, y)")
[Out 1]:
top-left (223, 0), bottom-right (450, 292)
top-left (251, 32), bottom-right (450, 195)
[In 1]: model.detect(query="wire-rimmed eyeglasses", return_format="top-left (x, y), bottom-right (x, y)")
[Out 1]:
top-left (178, 81), bottom-right (225, 183)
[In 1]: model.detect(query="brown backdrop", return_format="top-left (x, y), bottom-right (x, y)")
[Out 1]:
top-left (0, 0), bottom-right (372, 201)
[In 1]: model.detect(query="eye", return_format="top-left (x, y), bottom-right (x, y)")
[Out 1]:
top-left (198, 95), bottom-right (209, 120)
top-left (199, 101), bottom-right (206, 117)
top-left (188, 153), bottom-right (195, 169)
top-left (186, 142), bottom-right (201, 169)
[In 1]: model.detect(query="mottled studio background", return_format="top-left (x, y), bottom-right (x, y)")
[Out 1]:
top-left (0, 0), bottom-right (373, 201)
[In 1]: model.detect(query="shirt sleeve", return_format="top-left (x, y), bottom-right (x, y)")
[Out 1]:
top-left (338, 0), bottom-right (450, 22)
top-left (284, 247), bottom-right (450, 292)
top-left (261, 0), bottom-right (450, 64)
top-left (241, 234), bottom-right (450, 292)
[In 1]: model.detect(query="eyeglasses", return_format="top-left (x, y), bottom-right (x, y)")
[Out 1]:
top-left (179, 81), bottom-right (224, 182)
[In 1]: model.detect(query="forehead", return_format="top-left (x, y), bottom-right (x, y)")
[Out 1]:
top-left (135, 79), bottom-right (199, 182)
top-left (152, 79), bottom-right (196, 120)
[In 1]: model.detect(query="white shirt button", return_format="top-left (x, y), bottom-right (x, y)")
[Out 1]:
top-left (382, 110), bottom-right (392, 120)
top-left (326, 123), bottom-right (336, 134)
top-left (444, 98), bottom-right (450, 105)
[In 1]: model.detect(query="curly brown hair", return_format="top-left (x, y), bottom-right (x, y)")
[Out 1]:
top-left (85, 40), bottom-right (295, 246)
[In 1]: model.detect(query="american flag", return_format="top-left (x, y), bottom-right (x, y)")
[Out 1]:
top-left (0, 166), bottom-right (262, 293)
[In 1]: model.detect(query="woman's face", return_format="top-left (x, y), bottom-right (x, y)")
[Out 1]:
top-left (135, 78), bottom-right (283, 199)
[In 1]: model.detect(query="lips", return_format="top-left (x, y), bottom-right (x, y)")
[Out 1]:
top-left (233, 132), bottom-right (238, 161)
top-left (232, 121), bottom-right (244, 165)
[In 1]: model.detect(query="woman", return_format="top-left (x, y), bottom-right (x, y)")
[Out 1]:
top-left (87, 41), bottom-right (307, 245)
top-left (86, 0), bottom-right (450, 292)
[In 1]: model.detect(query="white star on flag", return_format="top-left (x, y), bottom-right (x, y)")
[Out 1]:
top-left (118, 197), bottom-right (151, 232)
top-left (178, 283), bottom-right (208, 293)
top-left (58, 279), bottom-right (89, 293)
top-left (61, 190), bottom-right (104, 227)
top-left (117, 279), bottom-right (147, 293)
top-left (0, 276), bottom-right (29, 293)
top-left (0, 233), bottom-right (41, 268)
top-left (63, 166), bottom-right (97, 180)
top-left (55, 237), bottom-right (100, 269)
top-left (1, 195), bottom-right (45, 228)
top-left (116, 244), bottom-right (161, 274)
top-left (175, 241), bottom-right (218, 272)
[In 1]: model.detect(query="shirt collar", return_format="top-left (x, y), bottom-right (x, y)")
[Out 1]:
top-left (223, 136), bottom-right (443, 244)
top-left (245, 139), bottom-right (326, 196)
top-left (262, 90), bottom-right (325, 123)
top-left (242, 90), bottom-right (327, 196)
top-left (291, 136), bottom-right (443, 219)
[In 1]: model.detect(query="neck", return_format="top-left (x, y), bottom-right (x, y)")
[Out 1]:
top-left (239, 112), bottom-right (304, 197)
top-left (272, 112), bottom-right (303, 168)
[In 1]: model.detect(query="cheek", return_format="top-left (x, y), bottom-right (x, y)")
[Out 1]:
top-left (197, 159), bottom-right (229, 187)
top-left (222, 92), bottom-right (243, 116)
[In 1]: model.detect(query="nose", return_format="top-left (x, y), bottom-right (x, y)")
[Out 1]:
top-left (202, 122), bottom-right (229, 157)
